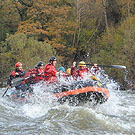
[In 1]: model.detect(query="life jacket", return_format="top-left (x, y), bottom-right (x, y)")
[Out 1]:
top-left (24, 68), bottom-right (44, 84)
top-left (44, 63), bottom-right (58, 83)
top-left (11, 69), bottom-right (25, 77)
top-left (34, 68), bottom-right (44, 82)
top-left (77, 67), bottom-right (89, 77)
top-left (7, 69), bottom-right (25, 86)
top-left (71, 66), bottom-right (90, 79)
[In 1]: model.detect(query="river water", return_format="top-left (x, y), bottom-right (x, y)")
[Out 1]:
top-left (0, 80), bottom-right (135, 135)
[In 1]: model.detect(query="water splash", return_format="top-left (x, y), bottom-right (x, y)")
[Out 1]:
top-left (0, 72), bottom-right (134, 134)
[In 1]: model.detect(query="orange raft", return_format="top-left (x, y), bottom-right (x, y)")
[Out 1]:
top-left (54, 81), bottom-right (110, 105)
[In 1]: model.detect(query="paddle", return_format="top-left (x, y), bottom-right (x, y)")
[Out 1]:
top-left (2, 77), bottom-right (31, 97)
top-left (2, 77), bottom-right (24, 97)
top-left (2, 87), bottom-right (9, 97)
top-left (11, 77), bottom-right (25, 87)
top-left (11, 76), bottom-right (32, 87)
top-left (86, 64), bottom-right (126, 69)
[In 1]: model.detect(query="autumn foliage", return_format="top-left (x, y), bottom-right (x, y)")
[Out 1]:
top-left (1, 0), bottom-right (135, 86)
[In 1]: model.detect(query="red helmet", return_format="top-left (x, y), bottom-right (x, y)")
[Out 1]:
top-left (15, 62), bottom-right (22, 67)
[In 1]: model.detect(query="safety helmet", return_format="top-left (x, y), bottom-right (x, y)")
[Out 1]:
top-left (37, 61), bottom-right (45, 67)
top-left (58, 67), bottom-right (66, 73)
top-left (15, 62), bottom-right (22, 67)
top-left (66, 68), bottom-right (71, 75)
top-left (79, 61), bottom-right (86, 67)
top-left (49, 56), bottom-right (57, 62)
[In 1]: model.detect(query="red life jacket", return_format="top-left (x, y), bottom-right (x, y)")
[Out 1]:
top-left (11, 70), bottom-right (18, 77)
top-left (71, 67), bottom-right (90, 79)
top-left (34, 68), bottom-right (44, 83)
top-left (7, 69), bottom-right (25, 86)
top-left (44, 64), bottom-right (58, 83)
top-left (24, 68), bottom-right (44, 84)
top-left (11, 69), bottom-right (25, 77)
top-left (77, 67), bottom-right (89, 77)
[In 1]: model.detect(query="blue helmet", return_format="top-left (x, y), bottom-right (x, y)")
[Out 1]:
top-left (58, 67), bottom-right (66, 73)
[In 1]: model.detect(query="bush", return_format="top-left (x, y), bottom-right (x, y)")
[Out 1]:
top-left (0, 33), bottom-right (56, 79)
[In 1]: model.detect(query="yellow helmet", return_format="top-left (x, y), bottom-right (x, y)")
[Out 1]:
top-left (79, 61), bottom-right (86, 67)
top-left (66, 68), bottom-right (71, 75)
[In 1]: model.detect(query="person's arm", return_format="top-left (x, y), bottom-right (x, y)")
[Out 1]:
top-left (51, 66), bottom-right (58, 77)
top-left (71, 62), bottom-right (76, 75)
top-left (71, 62), bottom-right (79, 79)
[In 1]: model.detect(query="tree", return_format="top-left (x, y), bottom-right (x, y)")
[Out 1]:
top-left (16, 0), bottom-right (76, 64)
top-left (0, 0), bottom-right (20, 42)
top-left (0, 33), bottom-right (56, 79)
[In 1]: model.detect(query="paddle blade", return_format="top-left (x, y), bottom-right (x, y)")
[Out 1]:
top-left (11, 77), bottom-right (24, 87)
top-left (111, 65), bottom-right (126, 69)
top-left (86, 64), bottom-right (126, 69)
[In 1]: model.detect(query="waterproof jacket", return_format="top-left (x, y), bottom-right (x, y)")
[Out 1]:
top-left (44, 64), bottom-right (58, 83)
top-left (7, 68), bottom-right (26, 86)
top-left (71, 66), bottom-right (90, 79)
top-left (24, 67), bottom-right (44, 84)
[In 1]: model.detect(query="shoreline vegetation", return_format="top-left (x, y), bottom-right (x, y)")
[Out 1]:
top-left (0, 0), bottom-right (135, 89)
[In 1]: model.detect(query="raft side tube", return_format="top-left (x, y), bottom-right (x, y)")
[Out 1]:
top-left (55, 86), bottom-right (110, 99)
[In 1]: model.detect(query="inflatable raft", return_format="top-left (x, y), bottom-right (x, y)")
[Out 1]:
top-left (54, 79), bottom-right (110, 105)
top-left (5, 79), bottom-right (110, 105)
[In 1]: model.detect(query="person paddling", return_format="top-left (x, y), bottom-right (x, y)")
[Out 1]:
top-left (71, 61), bottom-right (101, 82)
top-left (90, 64), bottom-right (101, 76)
top-left (7, 62), bottom-right (26, 89)
top-left (71, 61), bottom-right (90, 79)
top-left (58, 67), bottom-right (66, 73)
top-left (24, 61), bottom-right (45, 84)
top-left (44, 56), bottom-right (63, 84)
top-left (58, 66), bottom-right (72, 81)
